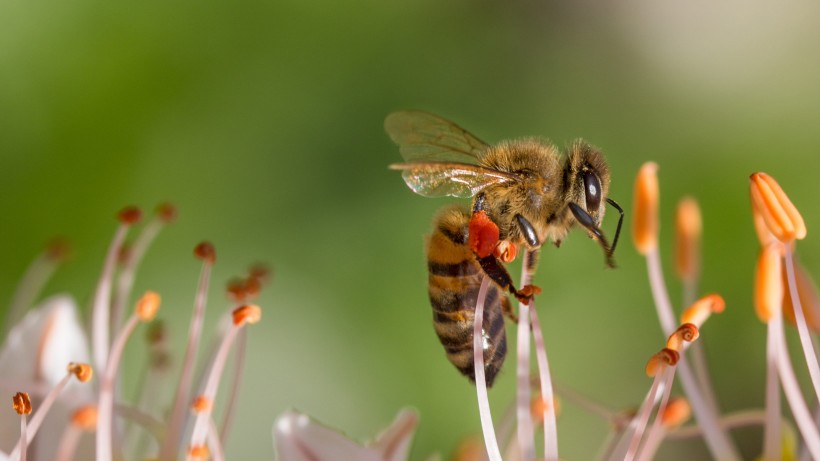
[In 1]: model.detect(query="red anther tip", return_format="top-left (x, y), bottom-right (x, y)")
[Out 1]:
top-left (194, 241), bottom-right (216, 264)
top-left (12, 392), bottom-right (32, 415)
top-left (118, 206), bottom-right (143, 225)
top-left (233, 304), bottom-right (262, 326)
top-left (156, 202), bottom-right (177, 223)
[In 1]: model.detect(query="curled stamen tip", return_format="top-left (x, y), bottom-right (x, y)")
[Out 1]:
top-left (632, 162), bottom-right (659, 255)
top-left (755, 243), bottom-right (783, 323)
top-left (233, 304), bottom-right (262, 326)
top-left (117, 206), bottom-right (143, 225)
top-left (646, 348), bottom-right (679, 377)
top-left (660, 397), bottom-right (691, 428)
top-left (675, 197), bottom-right (702, 280)
top-left (680, 294), bottom-right (725, 327)
top-left (12, 392), bottom-right (32, 415)
top-left (71, 405), bottom-right (97, 430)
top-left (188, 445), bottom-right (209, 459)
top-left (67, 362), bottom-right (93, 382)
top-left (194, 241), bottom-right (217, 264)
top-left (191, 395), bottom-right (211, 413)
top-left (156, 202), bottom-right (177, 223)
top-left (136, 291), bottom-right (161, 322)
top-left (750, 172), bottom-right (806, 242)
top-left (666, 323), bottom-right (699, 351)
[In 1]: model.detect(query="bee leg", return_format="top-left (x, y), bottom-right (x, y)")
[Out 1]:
top-left (501, 296), bottom-right (518, 322)
top-left (477, 254), bottom-right (541, 304)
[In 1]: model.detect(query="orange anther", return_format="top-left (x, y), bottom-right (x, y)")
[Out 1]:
top-left (71, 405), bottom-right (98, 430)
top-left (755, 244), bottom-right (783, 323)
top-left (666, 323), bottom-right (699, 352)
top-left (191, 395), bottom-right (211, 413)
top-left (750, 172), bottom-right (806, 242)
top-left (660, 397), bottom-right (691, 429)
top-left (675, 197), bottom-right (701, 282)
top-left (12, 392), bottom-right (32, 415)
top-left (194, 241), bottom-right (216, 264)
top-left (680, 294), bottom-right (725, 328)
top-left (233, 304), bottom-right (262, 326)
top-left (188, 445), bottom-right (209, 459)
top-left (632, 162), bottom-right (659, 255)
top-left (67, 362), bottom-right (94, 382)
top-left (117, 206), bottom-right (142, 225)
top-left (136, 291), bottom-right (161, 322)
top-left (646, 348), bottom-right (679, 377)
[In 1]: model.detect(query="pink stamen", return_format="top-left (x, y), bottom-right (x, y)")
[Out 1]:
top-left (529, 304), bottom-right (558, 460)
top-left (473, 276), bottom-right (502, 461)
top-left (783, 246), bottom-right (820, 401)
top-left (763, 308), bottom-right (781, 461)
top-left (516, 300), bottom-right (534, 461)
top-left (219, 328), bottom-right (247, 445)
top-left (5, 240), bottom-right (67, 335)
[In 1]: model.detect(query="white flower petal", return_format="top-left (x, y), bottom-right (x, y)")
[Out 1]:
top-left (369, 409), bottom-right (418, 461)
top-left (273, 410), bottom-right (381, 461)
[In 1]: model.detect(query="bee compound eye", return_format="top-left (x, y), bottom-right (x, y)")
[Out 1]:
top-left (583, 171), bottom-right (602, 213)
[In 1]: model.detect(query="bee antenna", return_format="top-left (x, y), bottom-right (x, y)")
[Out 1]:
top-left (606, 198), bottom-right (624, 256)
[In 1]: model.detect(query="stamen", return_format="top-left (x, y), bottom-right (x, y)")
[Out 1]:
top-left (632, 162), bottom-right (659, 255)
top-left (646, 348), bottom-right (679, 377)
top-left (188, 445), bottom-right (209, 459)
top-left (159, 242), bottom-right (215, 461)
top-left (529, 302), bottom-right (558, 461)
top-left (660, 397), bottom-right (691, 429)
top-left (136, 291), bottom-right (161, 322)
top-left (675, 197), bottom-right (702, 290)
top-left (186, 305), bottom-right (262, 460)
top-left (666, 324), bottom-right (699, 352)
top-left (782, 258), bottom-right (820, 331)
top-left (680, 294), bottom-right (725, 328)
top-left (72, 405), bottom-right (98, 429)
top-left (472, 276), bottom-right (502, 461)
top-left (192, 395), bottom-right (212, 413)
top-left (67, 362), bottom-right (93, 382)
top-left (12, 391), bottom-right (32, 415)
top-left (93, 206), bottom-right (141, 373)
top-left (749, 172), bottom-right (806, 242)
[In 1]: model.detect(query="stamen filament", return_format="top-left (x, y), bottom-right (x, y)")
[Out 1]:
top-left (763, 304), bottom-right (781, 461)
top-left (530, 304), bottom-right (558, 460)
top-left (516, 301), bottom-right (534, 461)
top-left (473, 276), bottom-right (502, 461)
top-left (5, 240), bottom-right (67, 335)
top-left (783, 246), bottom-right (820, 402)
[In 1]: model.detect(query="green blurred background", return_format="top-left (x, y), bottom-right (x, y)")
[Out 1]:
top-left (2, 0), bottom-right (820, 459)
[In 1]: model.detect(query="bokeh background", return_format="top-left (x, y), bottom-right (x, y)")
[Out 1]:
top-left (2, 0), bottom-right (820, 459)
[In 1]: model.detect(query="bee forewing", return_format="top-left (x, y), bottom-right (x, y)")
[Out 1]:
top-left (392, 162), bottom-right (517, 198)
top-left (385, 110), bottom-right (490, 163)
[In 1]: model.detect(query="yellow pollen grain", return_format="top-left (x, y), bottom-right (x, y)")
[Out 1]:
top-left (755, 243), bottom-right (784, 323)
top-left (750, 172), bottom-right (806, 242)
top-left (233, 304), bottom-right (262, 326)
top-left (632, 162), bottom-right (659, 255)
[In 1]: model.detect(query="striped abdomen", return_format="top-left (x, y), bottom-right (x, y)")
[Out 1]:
top-left (426, 205), bottom-right (509, 387)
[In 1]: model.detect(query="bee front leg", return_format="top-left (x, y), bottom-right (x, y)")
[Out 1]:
top-left (477, 255), bottom-right (541, 304)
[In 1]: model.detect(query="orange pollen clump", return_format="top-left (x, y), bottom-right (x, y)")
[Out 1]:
top-left (71, 405), bottom-right (98, 430)
top-left (156, 202), bottom-right (178, 223)
top-left (67, 362), bottom-right (94, 382)
top-left (632, 162), bottom-right (659, 255)
top-left (666, 323), bottom-right (699, 351)
top-left (468, 211), bottom-right (500, 258)
top-left (749, 172), bottom-right (806, 242)
top-left (646, 348), bottom-right (680, 377)
top-left (136, 291), bottom-right (161, 322)
top-left (117, 206), bottom-right (143, 225)
top-left (674, 197), bottom-right (701, 281)
top-left (680, 294), bottom-right (725, 328)
top-left (188, 445), bottom-right (209, 459)
top-left (755, 243), bottom-right (784, 323)
top-left (660, 397), bottom-right (691, 428)
top-left (194, 241), bottom-right (217, 264)
top-left (12, 392), bottom-right (32, 415)
top-left (233, 304), bottom-right (262, 326)
top-left (191, 395), bottom-right (212, 413)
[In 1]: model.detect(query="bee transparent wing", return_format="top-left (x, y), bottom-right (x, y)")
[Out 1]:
top-left (390, 162), bottom-right (517, 198)
top-left (385, 110), bottom-right (490, 163)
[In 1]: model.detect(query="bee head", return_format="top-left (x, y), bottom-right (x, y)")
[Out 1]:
top-left (565, 140), bottom-right (610, 227)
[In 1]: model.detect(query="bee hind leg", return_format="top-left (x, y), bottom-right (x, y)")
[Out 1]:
top-left (477, 254), bottom-right (541, 304)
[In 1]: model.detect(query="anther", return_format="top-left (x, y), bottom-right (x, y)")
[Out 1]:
top-left (675, 197), bottom-right (701, 281)
top-left (194, 241), bottom-right (216, 264)
top-left (45, 237), bottom-right (72, 262)
top-left (666, 323), bottom-right (699, 352)
top-left (646, 348), bottom-right (680, 377)
top-left (680, 294), bottom-right (725, 328)
top-left (632, 162), bottom-right (659, 255)
top-left (660, 397), bottom-right (691, 429)
top-left (191, 395), bottom-right (211, 413)
top-left (71, 405), bottom-right (98, 430)
top-left (232, 304), bottom-right (262, 326)
top-left (188, 445), bottom-right (209, 459)
top-left (117, 206), bottom-right (143, 225)
top-left (136, 291), bottom-right (161, 322)
top-left (749, 172), bottom-right (806, 242)
top-left (248, 263), bottom-right (271, 283)
top-left (67, 362), bottom-right (94, 382)
top-left (12, 392), bottom-right (32, 415)
top-left (755, 243), bottom-right (783, 323)
top-left (156, 202), bottom-right (178, 223)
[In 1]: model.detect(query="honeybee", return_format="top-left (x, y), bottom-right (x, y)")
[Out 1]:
top-left (387, 110), bottom-right (623, 386)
